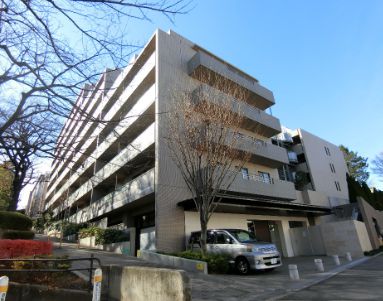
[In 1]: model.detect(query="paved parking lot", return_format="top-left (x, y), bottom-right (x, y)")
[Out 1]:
top-left (53, 241), bottom-right (371, 300)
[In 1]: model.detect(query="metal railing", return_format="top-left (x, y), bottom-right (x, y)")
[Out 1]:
top-left (0, 254), bottom-right (101, 291)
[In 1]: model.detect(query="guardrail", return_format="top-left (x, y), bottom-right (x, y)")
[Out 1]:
top-left (0, 254), bottom-right (101, 291)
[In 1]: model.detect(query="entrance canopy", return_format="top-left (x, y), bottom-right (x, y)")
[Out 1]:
top-left (178, 193), bottom-right (331, 217)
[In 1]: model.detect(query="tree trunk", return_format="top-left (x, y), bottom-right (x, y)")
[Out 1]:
top-left (200, 209), bottom-right (208, 256)
top-left (7, 175), bottom-right (22, 211)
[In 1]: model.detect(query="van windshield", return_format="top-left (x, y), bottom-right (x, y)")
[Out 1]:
top-left (227, 229), bottom-right (257, 243)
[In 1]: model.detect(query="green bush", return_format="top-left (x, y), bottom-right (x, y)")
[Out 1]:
top-left (101, 229), bottom-right (130, 245)
top-left (1, 229), bottom-right (35, 239)
top-left (176, 250), bottom-right (230, 274)
top-left (78, 226), bottom-right (103, 239)
top-left (0, 211), bottom-right (33, 231)
top-left (63, 223), bottom-right (87, 237)
top-left (78, 226), bottom-right (129, 245)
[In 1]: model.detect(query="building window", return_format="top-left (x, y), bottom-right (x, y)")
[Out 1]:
top-left (297, 153), bottom-right (306, 163)
top-left (330, 163), bottom-right (336, 173)
top-left (324, 146), bottom-right (331, 156)
top-left (289, 221), bottom-right (304, 228)
top-left (258, 171), bottom-right (271, 184)
top-left (241, 168), bottom-right (249, 179)
top-left (335, 181), bottom-right (341, 191)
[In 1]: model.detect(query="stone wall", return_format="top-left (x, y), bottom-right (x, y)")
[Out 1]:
top-left (103, 265), bottom-right (191, 301)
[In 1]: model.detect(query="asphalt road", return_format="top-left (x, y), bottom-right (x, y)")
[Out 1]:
top-left (278, 254), bottom-right (383, 300)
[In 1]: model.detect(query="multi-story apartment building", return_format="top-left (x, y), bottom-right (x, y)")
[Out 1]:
top-left (45, 29), bottom-right (339, 257)
top-left (274, 127), bottom-right (349, 208)
top-left (26, 174), bottom-right (49, 218)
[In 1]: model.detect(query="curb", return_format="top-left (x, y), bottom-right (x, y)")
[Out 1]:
top-left (265, 253), bottom-right (382, 301)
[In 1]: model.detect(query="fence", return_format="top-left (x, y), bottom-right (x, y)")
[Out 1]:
top-left (0, 254), bottom-right (101, 291)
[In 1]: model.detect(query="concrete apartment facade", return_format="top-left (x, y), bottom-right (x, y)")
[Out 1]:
top-left (275, 127), bottom-right (349, 208)
top-left (45, 29), bottom-right (365, 257)
top-left (26, 174), bottom-right (49, 218)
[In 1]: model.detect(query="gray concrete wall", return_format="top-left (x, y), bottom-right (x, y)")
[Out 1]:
top-left (139, 249), bottom-right (208, 274)
top-left (320, 219), bottom-right (372, 257)
top-left (289, 220), bottom-right (372, 257)
top-left (357, 197), bottom-right (383, 249)
top-left (289, 225), bottom-right (326, 256)
top-left (103, 265), bottom-right (191, 301)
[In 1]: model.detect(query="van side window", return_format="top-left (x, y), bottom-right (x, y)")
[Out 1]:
top-left (216, 232), bottom-right (231, 244)
top-left (207, 231), bottom-right (215, 244)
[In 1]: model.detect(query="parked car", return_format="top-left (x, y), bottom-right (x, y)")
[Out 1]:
top-left (188, 228), bottom-right (282, 274)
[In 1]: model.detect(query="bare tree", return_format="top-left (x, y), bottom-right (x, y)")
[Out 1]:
top-left (0, 0), bottom-right (189, 210)
top-left (372, 152), bottom-right (383, 181)
top-left (0, 113), bottom-right (59, 211)
top-left (166, 80), bottom-right (253, 254)
top-left (0, 0), bottom-right (190, 135)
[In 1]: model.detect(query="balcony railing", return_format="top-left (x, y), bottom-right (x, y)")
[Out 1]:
top-left (192, 84), bottom-right (281, 137)
top-left (227, 169), bottom-right (297, 201)
top-left (233, 134), bottom-right (289, 167)
top-left (188, 51), bottom-right (275, 110)
top-left (68, 168), bottom-right (155, 224)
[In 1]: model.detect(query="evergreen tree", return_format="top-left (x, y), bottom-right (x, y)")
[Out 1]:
top-left (339, 145), bottom-right (369, 182)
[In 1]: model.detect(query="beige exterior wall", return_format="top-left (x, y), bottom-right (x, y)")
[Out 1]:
top-left (184, 211), bottom-right (309, 257)
top-left (295, 190), bottom-right (330, 207)
top-left (154, 30), bottom-right (292, 252)
top-left (297, 129), bottom-right (349, 204)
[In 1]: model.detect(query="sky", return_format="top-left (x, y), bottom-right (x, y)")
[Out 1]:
top-left (19, 0), bottom-right (383, 207)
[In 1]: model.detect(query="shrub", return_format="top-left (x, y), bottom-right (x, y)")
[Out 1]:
top-left (100, 229), bottom-right (130, 245)
top-left (78, 226), bottom-right (103, 240)
top-left (0, 239), bottom-right (52, 259)
top-left (63, 223), bottom-right (87, 237)
top-left (79, 226), bottom-right (129, 245)
top-left (1, 230), bottom-right (35, 240)
top-left (176, 250), bottom-right (230, 274)
top-left (11, 255), bottom-right (71, 270)
top-left (0, 211), bottom-right (33, 231)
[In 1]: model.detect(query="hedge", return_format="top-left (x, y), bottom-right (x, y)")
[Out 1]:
top-left (62, 223), bottom-right (88, 237)
top-left (0, 211), bottom-right (33, 230)
top-left (0, 239), bottom-right (52, 259)
top-left (1, 230), bottom-right (35, 240)
top-left (175, 250), bottom-right (231, 274)
top-left (79, 226), bottom-right (130, 245)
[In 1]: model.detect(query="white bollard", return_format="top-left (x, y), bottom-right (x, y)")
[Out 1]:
top-left (92, 268), bottom-right (102, 301)
top-left (288, 264), bottom-right (300, 280)
top-left (346, 252), bottom-right (352, 262)
top-left (0, 276), bottom-right (9, 301)
top-left (332, 255), bottom-right (341, 266)
top-left (314, 259), bottom-right (324, 272)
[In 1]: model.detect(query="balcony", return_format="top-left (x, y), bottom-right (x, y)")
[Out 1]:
top-left (188, 51), bottom-right (275, 110)
top-left (228, 170), bottom-right (297, 201)
top-left (193, 85), bottom-right (281, 137)
top-left (46, 123), bottom-right (155, 210)
top-left (233, 135), bottom-right (289, 168)
top-left (69, 168), bottom-right (155, 224)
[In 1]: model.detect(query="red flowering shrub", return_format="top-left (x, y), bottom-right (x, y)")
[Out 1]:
top-left (0, 240), bottom-right (52, 259)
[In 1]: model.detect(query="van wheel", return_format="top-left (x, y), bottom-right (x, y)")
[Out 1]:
top-left (235, 258), bottom-right (250, 275)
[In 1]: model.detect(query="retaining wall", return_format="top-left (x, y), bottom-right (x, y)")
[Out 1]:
top-left (103, 265), bottom-right (191, 301)
top-left (139, 250), bottom-right (208, 274)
